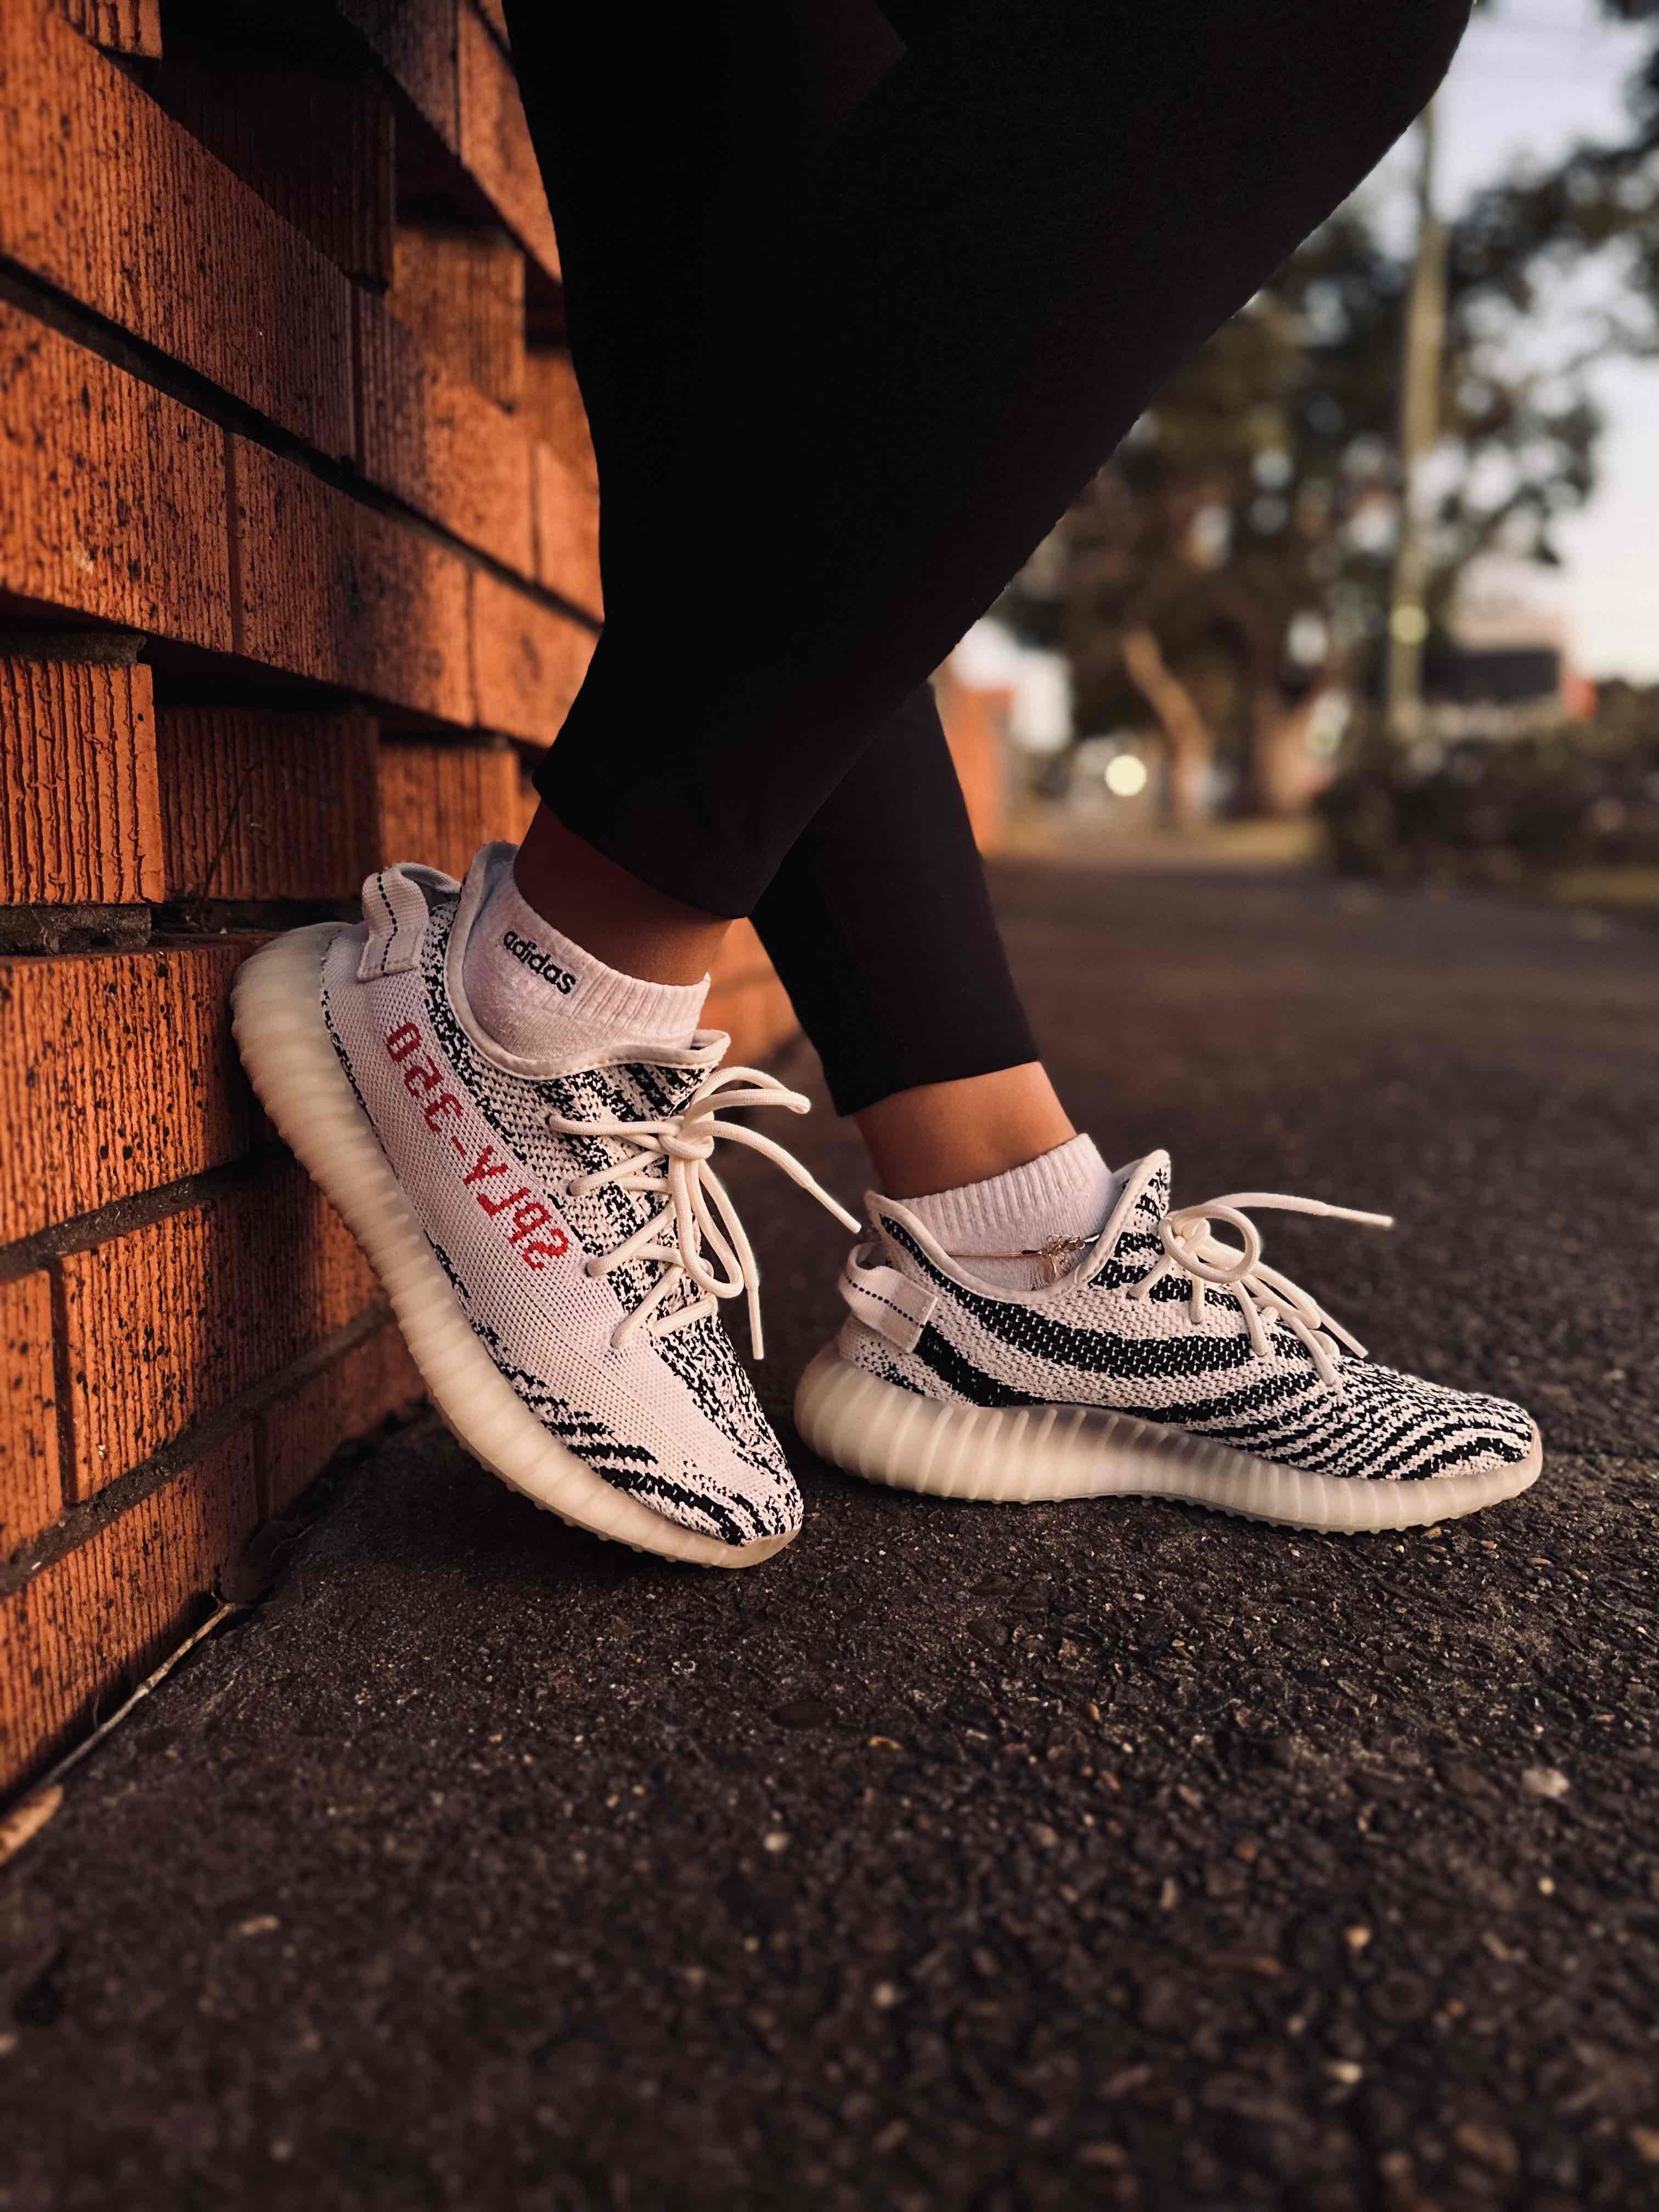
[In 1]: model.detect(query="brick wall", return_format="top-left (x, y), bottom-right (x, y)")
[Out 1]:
top-left (0, 0), bottom-right (806, 1797)
top-left (0, 1), bottom-right (1003, 1799)
top-left (934, 667), bottom-right (1013, 854)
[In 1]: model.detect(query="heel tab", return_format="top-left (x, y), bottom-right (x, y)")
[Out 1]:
top-left (356, 864), bottom-right (459, 981)
top-left (838, 1244), bottom-right (938, 1353)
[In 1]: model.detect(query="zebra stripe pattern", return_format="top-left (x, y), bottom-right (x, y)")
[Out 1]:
top-left (839, 1153), bottom-right (1536, 1486)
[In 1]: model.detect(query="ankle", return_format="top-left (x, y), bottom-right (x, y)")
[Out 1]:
top-left (515, 805), bottom-right (731, 986)
top-left (464, 848), bottom-right (710, 1061)
top-left (854, 1064), bottom-right (1077, 1198)
top-left (904, 1134), bottom-right (1121, 1290)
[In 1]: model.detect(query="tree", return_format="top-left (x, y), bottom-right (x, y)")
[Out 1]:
top-left (1058, 212), bottom-right (1410, 818)
top-left (1045, 2), bottom-right (1659, 817)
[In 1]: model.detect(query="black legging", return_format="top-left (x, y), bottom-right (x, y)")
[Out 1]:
top-left (503, 0), bottom-right (1471, 1113)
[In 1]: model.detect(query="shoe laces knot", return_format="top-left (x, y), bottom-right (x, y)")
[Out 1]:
top-left (1128, 1189), bottom-right (1393, 1389)
top-left (547, 1065), bottom-right (860, 1356)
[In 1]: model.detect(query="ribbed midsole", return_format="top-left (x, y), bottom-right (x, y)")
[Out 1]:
top-left (793, 1346), bottom-right (1543, 1532)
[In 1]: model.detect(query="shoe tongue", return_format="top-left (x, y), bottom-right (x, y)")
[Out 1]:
top-left (1096, 1149), bottom-right (1172, 1259)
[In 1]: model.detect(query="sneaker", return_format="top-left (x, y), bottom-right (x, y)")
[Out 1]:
top-left (233, 848), bottom-right (857, 1568)
top-left (795, 1151), bottom-right (1542, 1532)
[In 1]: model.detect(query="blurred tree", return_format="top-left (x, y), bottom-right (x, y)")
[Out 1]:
top-left (1056, 216), bottom-right (1407, 819)
top-left (1435, 0), bottom-right (1658, 571)
top-left (1036, 0), bottom-right (1659, 820)
top-left (1458, 0), bottom-right (1659, 369)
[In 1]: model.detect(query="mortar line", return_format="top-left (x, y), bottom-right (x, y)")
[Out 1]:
top-left (0, 1302), bottom-right (405, 1595)
top-left (0, 257), bottom-right (602, 639)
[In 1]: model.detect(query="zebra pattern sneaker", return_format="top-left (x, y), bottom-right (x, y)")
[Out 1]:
top-left (795, 1150), bottom-right (1543, 1533)
top-left (233, 849), bottom-right (857, 1568)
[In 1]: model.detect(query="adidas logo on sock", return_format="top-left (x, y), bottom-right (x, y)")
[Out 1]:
top-left (501, 929), bottom-right (575, 994)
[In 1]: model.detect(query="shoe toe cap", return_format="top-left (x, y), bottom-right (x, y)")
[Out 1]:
top-left (1329, 1365), bottom-right (1539, 1484)
top-left (1404, 1379), bottom-right (1541, 1483)
top-left (1438, 1394), bottom-right (1542, 1481)
top-left (642, 1441), bottom-right (802, 1548)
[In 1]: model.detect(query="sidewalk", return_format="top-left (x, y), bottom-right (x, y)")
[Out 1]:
top-left (4, 862), bottom-right (1657, 2211)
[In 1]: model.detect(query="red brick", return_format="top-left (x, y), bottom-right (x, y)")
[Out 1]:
top-left (0, 1271), bottom-right (61, 1554)
top-left (259, 1321), bottom-right (422, 1516)
top-left (704, 974), bottom-right (797, 1067)
top-left (521, 349), bottom-right (597, 490)
top-left (390, 224), bottom-right (524, 409)
top-left (354, 292), bottom-right (535, 577)
top-left (155, 706), bottom-right (379, 902)
top-left (704, 922), bottom-right (798, 1065)
top-left (456, 3), bottom-right (560, 281)
top-left (708, 919), bottom-right (771, 998)
top-left (0, 5), bottom-right (354, 455)
top-left (334, 0), bottom-right (459, 146)
top-left (0, 1434), bottom-right (257, 1794)
top-left (56, 1170), bottom-right (378, 1499)
top-left (531, 439), bottom-right (602, 619)
top-left (0, 659), bottom-right (164, 905)
top-left (229, 438), bottom-right (473, 725)
top-left (472, 571), bottom-right (594, 745)
top-left (0, 942), bottom-right (252, 1245)
top-left (53, 0), bottom-right (160, 56)
top-left (377, 740), bottom-right (531, 879)
top-left (152, 32), bottom-right (396, 290)
top-left (936, 669), bottom-right (1009, 855)
top-left (0, 304), bottom-right (232, 651)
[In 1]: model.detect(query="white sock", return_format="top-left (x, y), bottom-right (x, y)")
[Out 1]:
top-left (904, 1134), bottom-right (1124, 1290)
top-left (461, 854), bottom-right (708, 1062)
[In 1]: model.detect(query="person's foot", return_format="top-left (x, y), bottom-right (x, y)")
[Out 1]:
top-left (233, 851), bottom-right (857, 1567)
top-left (795, 1150), bottom-right (1543, 1532)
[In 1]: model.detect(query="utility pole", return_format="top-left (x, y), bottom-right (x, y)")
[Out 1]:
top-left (1386, 100), bottom-right (1448, 746)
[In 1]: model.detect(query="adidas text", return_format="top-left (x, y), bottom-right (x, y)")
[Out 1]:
top-left (501, 929), bottom-right (575, 994)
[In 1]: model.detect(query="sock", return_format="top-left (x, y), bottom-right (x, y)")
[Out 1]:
top-left (462, 856), bottom-right (708, 1062)
top-left (903, 1134), bottom-right (1124, 1290)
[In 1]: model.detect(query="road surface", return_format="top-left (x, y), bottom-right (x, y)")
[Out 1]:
top-left (3, 862), bottom-right (1657, 2210)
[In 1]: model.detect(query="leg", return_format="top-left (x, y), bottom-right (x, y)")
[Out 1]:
top-left (516, 0), bottom-right (1474, 918)
top-left (512, 808), bottom-right (727, 987)
top-left (505, 0), bottom-right (1470, 1189)
top-left (749, 680), bottom-right (1068, 1185)
top-left (506, 0), bottom-right (1049, 1165)
top-left (505, 0), bottom-right (913, 997)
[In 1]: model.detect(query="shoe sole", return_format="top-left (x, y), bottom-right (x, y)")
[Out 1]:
top-left (231, 924), bottom-right (794, 1570)
top-left (794, 1345), bottom-right (1543, 1533)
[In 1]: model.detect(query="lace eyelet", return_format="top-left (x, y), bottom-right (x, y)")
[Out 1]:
top-left (584, 1258), bottom-right (602, 1279)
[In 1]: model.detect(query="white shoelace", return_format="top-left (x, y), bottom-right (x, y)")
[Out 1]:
top-left (1128, 1189), bottom-right (1393, 1389)
top-left (546, 1065), bottom-right (860, 1355)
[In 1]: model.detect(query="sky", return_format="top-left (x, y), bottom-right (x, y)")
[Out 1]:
top-left (1360, 0), bottom-right (1658, 679)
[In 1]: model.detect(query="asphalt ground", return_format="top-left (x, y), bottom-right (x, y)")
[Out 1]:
top-left (3, 864), bottom-right (1657, 2212)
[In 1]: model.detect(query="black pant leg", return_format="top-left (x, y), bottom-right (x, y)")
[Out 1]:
top-left (504, 1), bottom-right (1042, 1111)
top-left (520, 0), bottom-right (1471, 915)
top-left (751, 682), bottom-right (1037, 1114)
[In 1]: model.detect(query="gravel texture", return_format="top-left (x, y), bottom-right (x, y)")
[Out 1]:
top-left (2, 864), bottom-right (1657, 2211)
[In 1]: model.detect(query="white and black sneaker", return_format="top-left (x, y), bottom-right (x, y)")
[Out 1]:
top-left (233, 849), bottom-right (857, 1568)
top-left (795, 1150), bottom-right (1543, 1532)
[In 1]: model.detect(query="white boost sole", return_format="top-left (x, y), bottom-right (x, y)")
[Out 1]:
top-left (232, 924), bottom-right (792, 1570)
top-left (794, 1344), bottom-right (1543, 1533)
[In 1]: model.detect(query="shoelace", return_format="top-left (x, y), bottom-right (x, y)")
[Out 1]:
top-left (1128, 1189), bottom-right (1393, 1389)
top-left (546, 1065), bottom-right (860, 1355)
